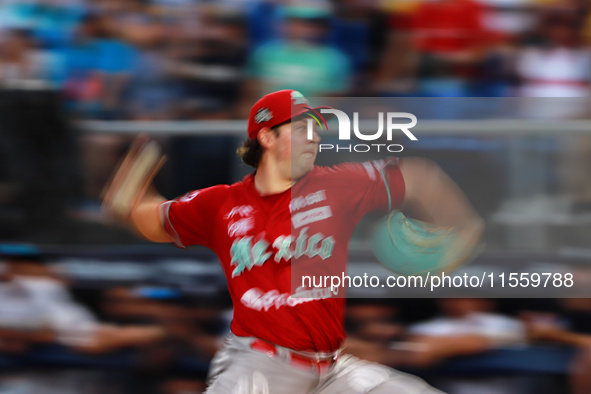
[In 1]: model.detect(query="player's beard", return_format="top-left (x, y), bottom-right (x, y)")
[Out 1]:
top-left (291, 152), bottom-right (316, 181)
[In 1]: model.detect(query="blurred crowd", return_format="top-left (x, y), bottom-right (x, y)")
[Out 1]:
top-left (1, 251), bottom-right (591, 393)
top-left (3, 0), bottom-right (591, 232)
top-left (0, 251), bottom-right (227, 394)
top-left (345, 297), bottom-right (591, 394)
top-left (0, 0), bottom-right (591, 121)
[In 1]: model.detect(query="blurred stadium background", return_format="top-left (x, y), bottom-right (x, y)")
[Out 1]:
top-left (1, 0), bottom-right (591, 393)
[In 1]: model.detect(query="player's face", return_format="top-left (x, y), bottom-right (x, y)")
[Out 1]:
top-left (275, 118), bottom-right (320, 180)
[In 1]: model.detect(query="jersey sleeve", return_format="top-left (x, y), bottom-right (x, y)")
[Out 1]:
top-left (334, 158), bottom-right (405, 220)
top-left (159, 185), bottom-right (229, 248)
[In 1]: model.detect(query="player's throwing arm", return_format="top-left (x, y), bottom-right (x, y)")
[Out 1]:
top-left (372, 158), bottom-right (484, 277)
top-left (101, 136), bottom-right (172, 243)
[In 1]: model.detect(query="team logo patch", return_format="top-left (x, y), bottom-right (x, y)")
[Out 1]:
top-left (254, 107), bottom-right (273, 124)
top-left (289, 190), bottom-right (326, 213)
top-left (292, 206), bottom-right (332, 229)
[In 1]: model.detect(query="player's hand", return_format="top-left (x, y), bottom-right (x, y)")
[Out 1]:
top-left (440, 219), bottom-right (485, 273)
top-left (101, 135), bottom-right (166, 222)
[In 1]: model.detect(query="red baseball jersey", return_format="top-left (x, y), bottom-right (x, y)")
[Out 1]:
top-left (160, 159), bottom-right (405, 352)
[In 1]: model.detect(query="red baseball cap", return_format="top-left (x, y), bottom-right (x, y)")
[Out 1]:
top-left (247, 89), bottom-right (332, 140)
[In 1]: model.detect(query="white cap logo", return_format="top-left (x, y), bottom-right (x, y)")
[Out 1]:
top-left (254, 107), bottom-right (273, 124)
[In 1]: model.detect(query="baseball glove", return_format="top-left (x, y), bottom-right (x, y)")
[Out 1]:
top-left (370, 211), bottom-right (482, 277)
top-left (101, 136), bottom-right (166, 221)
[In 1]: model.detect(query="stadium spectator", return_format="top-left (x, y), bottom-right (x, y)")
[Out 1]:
top-left (379, 0), bottom-right (493, 97)
top-left (515, 11), bottom-right (591, 100)
top-left (0, 254), bottom-right (166, 354)
top-left (403, 299), bottom-right (529, 394)
top-left (125, 23), bottom-right (181, 120)
top-left (241, 2), bottom-right (352, 115)
top-left (167, 9), bottom-right (248, 119)
top-left (0, 28), bottom-right (58, 88)
top-left (61, 13), bottom-right (136, 119)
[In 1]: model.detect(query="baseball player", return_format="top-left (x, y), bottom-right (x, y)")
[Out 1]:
top-left (104, 89), bottom-right (483, 393)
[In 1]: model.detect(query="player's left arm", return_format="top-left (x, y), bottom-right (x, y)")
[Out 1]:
top-left (398, 157), bottom-right (484, 249)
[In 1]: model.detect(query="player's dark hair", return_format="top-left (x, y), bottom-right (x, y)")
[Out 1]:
top-left (237, 138), bottom-right (264, 168)
top-left (237, 122), bottom-right (287, 168)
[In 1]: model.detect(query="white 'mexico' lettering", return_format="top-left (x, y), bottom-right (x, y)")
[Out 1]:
top-left (230, 227), bottom-right (335, 277)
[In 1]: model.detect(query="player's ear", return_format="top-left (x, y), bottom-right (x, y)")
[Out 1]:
top-left (258, 127), bottom-right (275, 149)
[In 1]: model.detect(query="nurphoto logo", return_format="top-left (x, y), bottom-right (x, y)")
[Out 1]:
top-left (306, 109), bottom-right (418, 153)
